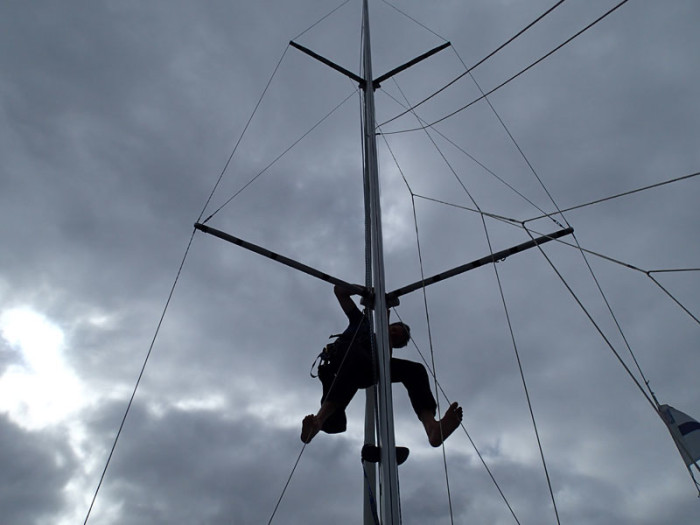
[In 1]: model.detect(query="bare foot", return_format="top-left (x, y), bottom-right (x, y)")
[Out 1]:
top-left (427, 402), bottom-right (463, 447)
top-left (301, 414), bottom-right (321, 444)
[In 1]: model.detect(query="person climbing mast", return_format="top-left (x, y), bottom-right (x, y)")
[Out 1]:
top-left (301, 284), bottom-right (463, 447)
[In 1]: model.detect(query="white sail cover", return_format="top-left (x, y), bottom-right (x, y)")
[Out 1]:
top-left (659, 404), bottom-right (700, 467)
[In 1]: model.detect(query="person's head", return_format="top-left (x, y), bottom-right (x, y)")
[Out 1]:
top-left (388, 322), bottom-right (411, 348)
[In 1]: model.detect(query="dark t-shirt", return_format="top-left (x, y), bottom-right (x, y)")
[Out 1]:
top-left (325, 305), bottom-right (376, 391)
top-left (334, 306), bottom-right (373, 361)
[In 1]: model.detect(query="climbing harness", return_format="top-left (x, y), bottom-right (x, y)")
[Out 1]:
top-left (309, 336), bottom-right (341, 379)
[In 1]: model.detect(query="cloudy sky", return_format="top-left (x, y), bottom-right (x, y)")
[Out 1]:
top-left (1, 1), bottom-right (699, 524)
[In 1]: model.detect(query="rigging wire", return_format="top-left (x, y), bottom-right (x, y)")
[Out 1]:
top-left (267, 445), bottom-right (307, 525)
top-left (291, 0), bottom-right (352, 41)
top-left (445, 35), bottom-right (663, 404)
top-left (377, 0), bottom-right (568, 127)
top-left (380, 78), bottom-right (466, 521)
top-left (414, 162), bottom-right (700, 236)
top-left (381, 134), bottom-right (456, 523)
top-left (413, 194), bottom-right (533, 226)
top-left (572, 228), bottom-right (662, 405)
top-left (645, 274), bottom-right (700, 326)
top-left (458, 38), bottom-right (687, 405)
top-left (388, 2), bottom-right (696, 478)
top-left (524, 225), bottom-right (658, 411)
top-left (524, 171), bottom-right (700, 223)
top-left (378, 88), bottom-right (555, 222)
top-left (382, 74), bottom-right (565, 522)
top-left (415, 190), bottom-right (700, 350)
top-left (201, 88), bottom-right (359, 224)
top-left (385, 45), bottom-right (698, 348)
top-left (411, 192), bottom-right (457, 525)
top-left (413, 192), bottom-right (700, 330)
top-left (650, 268), bottom-right (700, 274)
top-left (381, 0), bottom-right (693, 407)
top-left (270, 312), bottom-right (369, 522)
top-left (197, 46), bottom-right (290, 223)
top-left (86, 5), bottom-right (360, 518)
top-left (414, 191), bottom-right (700, 328)
top-left (455, 53), bottom-right (567, 230)
top-left (490, 252), bottom-right (562, 525)
top-left (380, 0), bottom-right (448, 41)
top-left (379, 0), bottom-right (631, 134)
top-left (199, 0), bottom-right (353, 223)
top-left (88, 1), bottom-right (694, 522)
top-left (83, 230), bottom-right (198, 525)
top-left (392, 312), bottom-right (523, 525)
top-left (449, 27), bottom-right (663, 407)
top-left (515, 229), bottom-right (700, 328)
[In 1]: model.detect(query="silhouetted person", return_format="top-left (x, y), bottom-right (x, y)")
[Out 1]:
top-left (301, 284), bottom-right (462, 446)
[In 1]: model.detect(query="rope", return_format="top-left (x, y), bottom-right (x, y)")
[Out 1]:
top-left (323, 311), bottom-right (371, 410)
top-left (379, 0), bottom-right (631, 134)
top-left (83, 229), bottom-right (197, 524)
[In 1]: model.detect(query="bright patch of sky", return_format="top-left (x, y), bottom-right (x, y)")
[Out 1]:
top-left (381, 191), bottom-right (414, 252)
top-left (0, 307), bottom-right (86, 431)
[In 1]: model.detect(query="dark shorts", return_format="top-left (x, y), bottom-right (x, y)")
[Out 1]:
top-left (320, 353), bottom-right (437, 434)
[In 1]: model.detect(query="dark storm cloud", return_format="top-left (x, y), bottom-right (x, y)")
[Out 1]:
top-left (1, 0), bottom-right (699, 524)
top-left (0, 417), bottom-right (77, 524)
top-left (86, 401), bottom-right (370, 524)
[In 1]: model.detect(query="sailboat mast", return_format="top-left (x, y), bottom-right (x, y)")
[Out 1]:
top-left (360, 0), bottom-right (401, 522)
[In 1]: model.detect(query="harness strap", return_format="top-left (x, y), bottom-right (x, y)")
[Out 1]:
top-left (309, 352), bottom-right (324, 378)
top-left (309, 343), bottom-right (336, 378)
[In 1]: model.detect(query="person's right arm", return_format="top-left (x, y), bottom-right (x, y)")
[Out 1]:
top-left (334, 284), bottom-right (361, 320)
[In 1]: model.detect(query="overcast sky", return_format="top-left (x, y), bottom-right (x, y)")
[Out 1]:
top-left (1, 1), bottom-right (699, 524)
